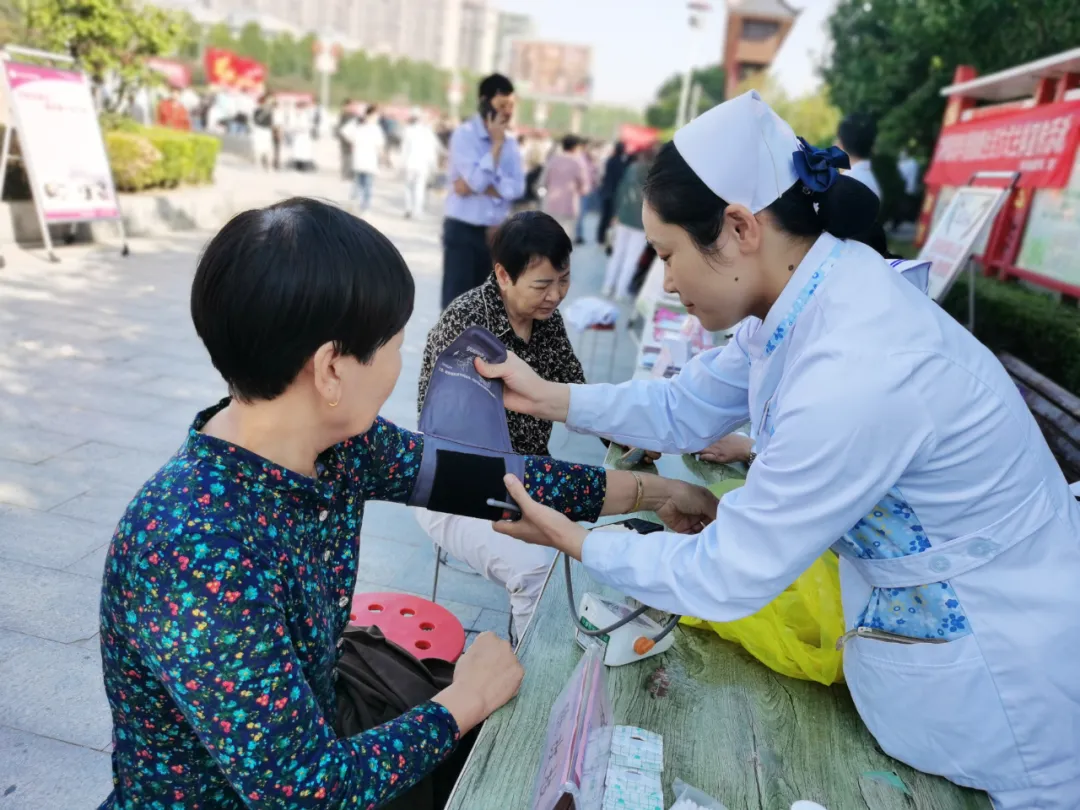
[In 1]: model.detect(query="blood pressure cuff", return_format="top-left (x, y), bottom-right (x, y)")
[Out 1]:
top-left (408, 325), bottom-right (526, 521)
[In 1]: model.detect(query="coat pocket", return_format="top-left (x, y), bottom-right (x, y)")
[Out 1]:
top-left (844, 632), bottom-right (1029, 792)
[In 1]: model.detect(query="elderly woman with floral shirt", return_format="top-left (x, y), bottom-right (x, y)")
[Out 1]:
top-left (97, 198), bottom-right (717, 810)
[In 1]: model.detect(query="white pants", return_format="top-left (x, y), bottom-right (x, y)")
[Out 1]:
top-left (414, 508), bottom-right (555, 639)
top-left (252, 128), bottom-right (273, 168)
top-left (602, 223), bottom-right (648, 301)
top-left (403, 169), bottom-right (429, 217)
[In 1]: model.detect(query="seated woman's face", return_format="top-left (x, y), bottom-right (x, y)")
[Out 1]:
top-left (502, 258), bottom-right (570, 322)
top-left (327, 329), bottom-right (405, 438)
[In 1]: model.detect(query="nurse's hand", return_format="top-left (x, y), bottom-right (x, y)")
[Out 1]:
top-left (475, 352), bottom-right (571, 422)
top-left (697, 433), bottom-right (753, 465)
top-left (493, 474), bottom-right (589, 559)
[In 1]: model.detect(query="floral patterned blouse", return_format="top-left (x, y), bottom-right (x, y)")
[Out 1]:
top-left (99, 400), bottom-right (606, 810)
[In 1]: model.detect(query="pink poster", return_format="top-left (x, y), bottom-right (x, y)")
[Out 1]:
top-left (3, 61), bottom-right (121, 222)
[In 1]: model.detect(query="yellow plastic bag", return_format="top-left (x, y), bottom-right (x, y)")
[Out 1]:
top-left (679, 479), bottom-right (846, 685)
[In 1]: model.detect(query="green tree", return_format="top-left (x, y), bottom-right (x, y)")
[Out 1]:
top-left (737, 73), bottom-right (841, 148)
top-left (267, 32), bottom-right (301, 78)
top-left (235, 22), bottom-right (269, 64)
top-left (823, 0), bottom-right (1080, 161)
top-left (645, 65), bottom-right (725, 128)
top-left (205, 22), bottom-right (235, 50)
top-left (23, 0), bottom-right (188, 111)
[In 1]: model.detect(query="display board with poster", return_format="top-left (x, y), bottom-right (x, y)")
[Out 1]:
top-left (1015, 149), bottom-right (1080, 291)
top-left (0, 50), bottom-right (127, 263)
top-left (918, 184), bottom-right (1008, 305)
top-left (508, 39), bottom-right (592, 103)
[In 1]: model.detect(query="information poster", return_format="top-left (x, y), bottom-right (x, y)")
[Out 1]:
top-left (1016, 149), bottom-right (1080, 291)
top-left (918, 185), bottom-right (1007, 301)
top-left (3, 61), bottom-right (120, 222)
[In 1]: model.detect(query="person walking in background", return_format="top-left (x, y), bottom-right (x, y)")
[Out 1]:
top-left (156, 90), bottom-right (191, 131)
top-left (601, 146), bottom-right (653, 301)
top-left (541, 135), bottom-right (591, 238)
top-left (251, 93), bottom-right (275, 171)
top-left (400, 107), bottom-right (441, 219)
top-left (896, 149), bottom-right (922, 226)
top-left (336, 99), bottom-right (356, 180)
top-left (837, 112), bottom-right (881, 199)
top-left (596, 141), bottom-right (628, 245)
top-left (341, 104), bottom-right (386, 213)
top-left (441, 73), bottom-right (525, 309)
top-left (573, 142), bottom-right (600, 245)
top-left (289, 100), bottom-right (316, 172)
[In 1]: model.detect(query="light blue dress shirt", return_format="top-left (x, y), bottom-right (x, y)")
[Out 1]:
top-left (443, 115), bottom-right (526, 226)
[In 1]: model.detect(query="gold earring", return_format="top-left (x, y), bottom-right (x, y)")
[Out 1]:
top-left (328, 399), bottom-right (339, 408)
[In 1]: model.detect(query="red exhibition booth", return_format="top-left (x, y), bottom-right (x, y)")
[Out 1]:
top-left (918, 48), bottom-right (1080, 299)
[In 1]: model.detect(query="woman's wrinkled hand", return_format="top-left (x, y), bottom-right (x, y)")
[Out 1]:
top-left (651, 478), bottom-right (718, 534)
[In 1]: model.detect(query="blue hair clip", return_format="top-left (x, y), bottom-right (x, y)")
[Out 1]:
top-left (792, 137), bottom-right (851, 194)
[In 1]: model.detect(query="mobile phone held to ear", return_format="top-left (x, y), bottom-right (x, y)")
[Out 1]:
top-left (478, 97), bottom-right (496, 122)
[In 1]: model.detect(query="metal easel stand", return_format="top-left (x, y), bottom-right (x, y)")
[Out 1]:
top-left (963, 170), bottom-right (1021, 333)
top-left (0, 45), bottom-right (131, 268)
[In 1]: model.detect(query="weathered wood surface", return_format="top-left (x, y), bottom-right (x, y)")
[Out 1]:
top-left (445, 558), bottom-right (991, 810)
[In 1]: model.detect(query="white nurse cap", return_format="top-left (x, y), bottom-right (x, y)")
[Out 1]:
top-left (673, 89), bottom-right (801, 214)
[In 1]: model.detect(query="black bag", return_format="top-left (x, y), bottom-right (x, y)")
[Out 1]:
top-left (333, 626), bottom-right (476, 810)
top-left (253, 107), bottom-right (273, 128)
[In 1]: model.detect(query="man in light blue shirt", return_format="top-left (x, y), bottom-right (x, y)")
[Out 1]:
top-left (442, 73), bottom-right (526, 308)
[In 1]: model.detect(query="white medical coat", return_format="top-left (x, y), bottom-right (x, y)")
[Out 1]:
top-left (567, 233), bottom-right (1080, 800)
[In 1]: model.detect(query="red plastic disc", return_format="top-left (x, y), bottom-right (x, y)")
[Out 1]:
top-left (350, 592), bottom-right (466, 663)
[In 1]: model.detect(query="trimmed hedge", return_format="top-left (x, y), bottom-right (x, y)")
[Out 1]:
top-left (103, 124), bottom-right (220, 192)
top-left (105, 131), bottom-right (164, 192)
top-left (942, 274), bottom-right (1080, 394)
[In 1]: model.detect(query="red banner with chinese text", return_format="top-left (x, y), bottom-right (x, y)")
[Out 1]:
top-left (203, 48), bottom-right (266, 92)
top-left (925, 100), bottom-right (1080, 189)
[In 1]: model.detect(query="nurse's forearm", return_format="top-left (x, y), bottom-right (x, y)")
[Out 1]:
top-left (532, 380), bottom-right (571, 423)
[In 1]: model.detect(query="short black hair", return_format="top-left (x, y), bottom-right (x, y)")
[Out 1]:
top-left (644, 141), bottom-right (878, 250)
top-left (191, 198), bottom-right (414, 402)
top-left (479, 73), bottom-right (514, 100)
top-left (490, 211), bottom-right (573, 282)
top-left (837, 113), bottom-right (877, 160)
top-left (561, 134), bottom-right (579, 152)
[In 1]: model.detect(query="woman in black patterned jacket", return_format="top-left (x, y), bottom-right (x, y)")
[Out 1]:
top-left (416, 211), bottom-right (586, 639)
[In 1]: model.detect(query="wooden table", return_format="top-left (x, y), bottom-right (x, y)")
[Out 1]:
top-left (446, 453), bottom-right (992, 810)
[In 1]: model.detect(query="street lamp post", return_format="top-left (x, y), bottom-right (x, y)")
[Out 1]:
top-left (676, 1), bottom-right (712, 129)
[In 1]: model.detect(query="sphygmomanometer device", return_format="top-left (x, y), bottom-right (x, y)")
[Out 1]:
top-left (408, 325), bottom-right (524, 522)
top-left (564, 524), bottom-right (681, 667)
top-left (412, 325), bottom-right (679, 666)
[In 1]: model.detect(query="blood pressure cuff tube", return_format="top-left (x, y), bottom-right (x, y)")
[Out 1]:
top-left (408, 325), bottom-right (526, 521)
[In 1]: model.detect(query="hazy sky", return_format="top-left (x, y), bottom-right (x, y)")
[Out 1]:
top-left (495, 0), bottom-right (839, 108)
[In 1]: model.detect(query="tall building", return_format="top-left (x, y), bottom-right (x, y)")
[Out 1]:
top-left (149, 0), bottom-right (527, 75)
top-left (459, 0), bottom-right (499, 75)
top-left (494, 11), bottom-right (533, 73)
top-left (721, 0), bottom-right (797, 98)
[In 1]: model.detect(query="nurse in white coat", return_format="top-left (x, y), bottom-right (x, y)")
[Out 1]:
top-left (480, 91), bottom-right (1080, 808)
